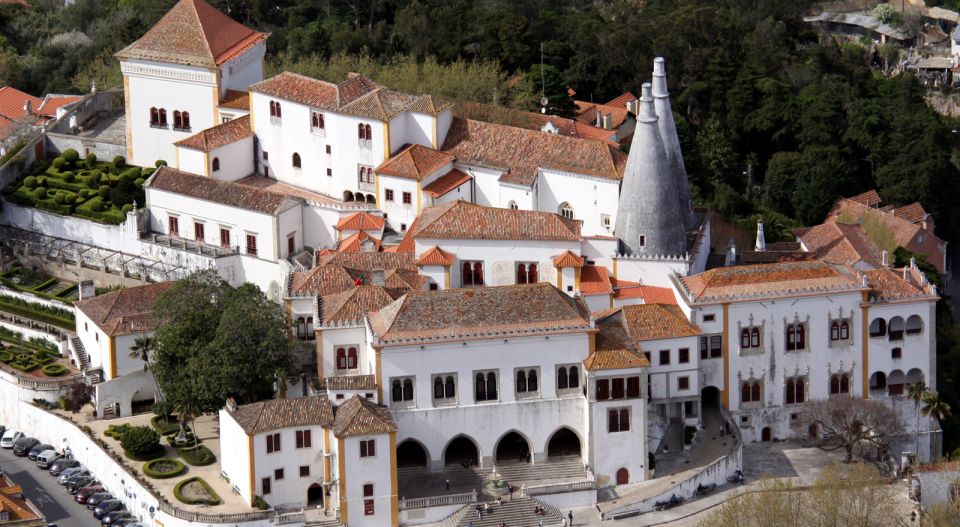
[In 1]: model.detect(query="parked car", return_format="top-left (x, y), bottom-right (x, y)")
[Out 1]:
top-left (114, 520), bottom-right (141, 527)
top-left (56, 466), bottom-right (88, 484)
top-left (27, 443), bottom-right (54, 461)
top-left (93, 499), bottom-right (124, 519)
top-left (0, 430), bottom-right (23, 448)
top-left (35, 450), bottom-right (61, 469)
top-left (86, 492), bottom-right (112, 509)
top-left (50, 458), bottom-right (81, 477)
top-left (74, 485), bottom-right (105, 504)
top-left (101, 510), bottom-right (131, 525)
top-left (12, 437), bottom-right (39, 456)
top-left (65, 475), bottom-right (96, 494)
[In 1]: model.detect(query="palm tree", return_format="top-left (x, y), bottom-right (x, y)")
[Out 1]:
top-left (921, 391), bottom-right (953, 461)
top-left (907, 381), bottom-right (927, 460)
top-left (129, 335), bottom-right (168, 416)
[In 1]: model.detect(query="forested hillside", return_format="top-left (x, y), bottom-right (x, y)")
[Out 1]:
top-left (3, 0), bottom-right (960, 452)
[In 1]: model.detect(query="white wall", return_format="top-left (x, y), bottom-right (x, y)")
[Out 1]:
top-left (209, 136), bottom-right (255, 182)
top-left (341, 432), bottom-right (394, 527)
top-left (219, 408), bottom-right (254, 505)
top-left (615, 257), bottom-right (690, 288)
top-left (1, 202), bottom-right (142, 255)
top-left (588, 371), bottom-right (648, 486)
top-left (460, 165), bottom-right (507, 208)
top-left (413, 238), bottom-right (577, 288)
top-left (646, 335), bottom-right (700, 401)
top-left (219, 43), bottom-right (265, 95)
top-left (175, 147), bottom-right (206, 176)
top-left (319, 326), bottom-right (369, 379)
top-left (251, 424), bottom-right (327, 508)
top-left (378, 175), bottom-right (420, 232)
top-left (539, 170), bottom-right (618, 237)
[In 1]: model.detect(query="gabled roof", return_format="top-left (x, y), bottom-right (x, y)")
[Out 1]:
top-left (220, 90), bottom-right (250, 110)
top-left (339, 89), bottom-right (418, 120)
top-left (338, 231), bottom-right (382, 253)
top-left (320, 286), bottom-right (402, 325)
top-left (332, 396), bottom-right (397, 438)
top-left (893, 203), bottom-right (927, 225)
top-left (573, 100), bottom-right (631, 129)
top-left (368, 283), bottom-right (592, 345)
top-left (325, 375), bottom-right (377, 391)
top-left (605, 91), bottom-right (638, 108)
top-left (0, 86), bottom-right (41, 124)
top-left (376, 143), bottom-right (454, 181)
top-left (612, 281), bottom-right (677, 304)
top-left (147, 167), bottom-right (299, 214)
top-left (316, 251), bottom-right (417, 271)
top-left (863, 267), bottom-right (936, 302)
top-left (406, 94), bottom-right (453, 116)
top-left (613, 304), bottom-right (700, 342)
top-left (421, 169), bottom-right (472, 198)
top-left (335, 211), bottom-right (384, 231)
top-left (115, 0), bottom-right (268, 68)
top-left (35, 94), bottom-right (81, 117)
top-left (797, 222), bottom-right (884, 269)
top-left (678, 261), bottom-right (861, 304)
top-left (587, 320), bottom-right (650, 371)
top-left (227, 396), bottom-right (334, 435)
top-left (579, 265), bottom-right (612, 296)
top-left (843, 189), bottom-right (882, 208)
top-left (553, 250), bottom-right (585, 268)
top-left (412, 200), bottom-right (582, 242)
top-left (74, 282), bottom-right (173, 336)
top-left (441, 117), bottom-right (626, 186)
top-left (249, 72), bottom-right (380, 110)
top-left (415, 246), bottom-right (455, 266)
top-left (174, 115), bottom-right (252, 152)
top-left (290, 265), bottom-right (358, 297)
top-left (453, 101), bottom-right (618, 146)
top-left (827, 197), bottom-right (934, 250)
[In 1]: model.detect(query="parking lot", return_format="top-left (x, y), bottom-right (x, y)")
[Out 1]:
top-left (0, 444), bottom-right (102, 527)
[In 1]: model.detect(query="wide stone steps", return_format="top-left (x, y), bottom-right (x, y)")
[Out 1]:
top-left (70, 336), bottom-right (90, 370)
top-left (398, 458), bottom-right (585, 499)
top-left (455, 497), bottom-right (563, 527)
top-left (304, 519), bottom-right (342, 527)
top-left (656, 423), bottom-right (683, 456)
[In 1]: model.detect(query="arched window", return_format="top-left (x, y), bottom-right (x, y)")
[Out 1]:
top-left (312, 112), bottom-right (325, 129)
top-left (158, 109), bottom-right (167, 125)
top-left (173, 110), bottom-right (182, 129)
top-left (528, 369), bottom-right (538, 392)
top-left (275, 103), bottom-right (281, 118)
top-left (830, 375), bottom-right (840, 395)
top-left (347, 347), bottom-right (358, 369)
top-left (445, 376), bottom-right (455, 398)
top-left (840, 321), bottom-right (849, 340)
top-left (889, 317), bottom-right (904, 341)
top-left (392, 379), bottom-right (403, 402)
top-left (741, 383), bottom-right (751, 404)
top-left (306, 316), bottom-right (314, 337)
top-left (270, 101), bottom-right (282, 118)
top-left (557, 367), bottom-right (568, 389)
top-left (473, 262), bottom-right (484, 286)
top-left (292, 153), bottom-right (302, 169)
top-left (516, 370), bottom-right (527, 393)
top-left (751, 327), bottom-right (760, 348)
top-left (150, 107), bottom-right (159, 125)
top-left (182, 111), bottom-right (190, 130)
top-left (475, 373), bottom-right (486, 401)
top-left (741, 329), bottom-right (750, 348)
top-left (402, 379), bottom-right (413, 400)
top-left (364, 124), bottom-right (372, 140)
top-left (434, 377), bottom-right (444, 399)
top-left (487, 372), bottom-right (498, 400)
top-left (869, 318), bottom-right (886, 337)
top-left (212, 157), bottom-right (220, 172)
top-left (569, 366), bottom-right (579, 388)
top-left (906, 315), bottom-right (923, 335)
top-left (516, 264), bottom-right (526, 285)
top-left (296, 317), bottom-right (305, 339)
top-left (529, 264), bottom-right (538, 283)
top-left (830, 322), bottom-right (839, 341)
top-left (558, 202), bottom-right (574, 220)
top-left (508, 200), bottom-right (518, 210)
top-left (336, 347), bottom-right (347, 369)
top-left (840, 374), bottom-right (849, 394)
top-left (786, 323), bottom-right (805, 351)
top-left (751, 382), bottom-right (761, 402)
top-left (358, 123), bottom-right (365, 139)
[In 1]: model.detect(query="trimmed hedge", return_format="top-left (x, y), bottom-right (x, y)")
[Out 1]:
top-left (0, 296), bottom-right (75, 328)
top-left (104, 423), bottom-right (133, 439)
top-left (143, 458), bottom-right (186, 479)
top-left (121, 426), bottom-right (163, 461)
top-left (0, 350), bottom-right (12, 362)
top-left (177, 444), bottom-right (216, 466)
top-left (41, 363), bottom-right (67, 377)
top-left (173, 477), bottom-right (221, 506)
top-left (166, 433), bottom-right (197, 448)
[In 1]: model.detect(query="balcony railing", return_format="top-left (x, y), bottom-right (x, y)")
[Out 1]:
top-left (399, 490), bottom-right (477, 510)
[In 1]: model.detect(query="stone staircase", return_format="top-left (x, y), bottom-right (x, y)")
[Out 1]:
top-left (70, 336), bottom-right (90, 370)
top-left (455, 497), bottom-right (563, 527)
top-left (656, 423), bottom-right (683, 457)
top-left (398, 457), bottom-right (586, 499)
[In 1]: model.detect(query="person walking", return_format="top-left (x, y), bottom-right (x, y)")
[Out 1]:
top-left (719, 425), bottom-right (725, 438)
top-left (568, 510), bottom-right (574, 526)
top-left (445, 479), bottom-right (450, 490)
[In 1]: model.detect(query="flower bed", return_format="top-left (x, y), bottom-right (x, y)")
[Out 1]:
top-left (177, 444), bottom-right (216, 466)
top-left (143, 458), bottom-right (186, 479)
top-left (174, 477), bottom-right (221, 506)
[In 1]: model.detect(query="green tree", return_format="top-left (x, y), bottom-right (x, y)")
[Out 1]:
top-left (151, 270), bottom-right (296, 416)
top-left (922, 391), bottom-right (953, 425)
top-left (524, 64), bottom-right (576, 118)
top-left (908, 381), bottom-right (927, 463)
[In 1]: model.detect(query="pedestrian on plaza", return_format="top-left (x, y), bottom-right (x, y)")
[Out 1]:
top-left (445, 479), bottom-right (450, 490)
top-left (508, 484), bottom-right (514, 500)
top-left (719, 426), bottom-right (725, 438)
top-left (568, 510), bottom-right (574, 525)
top-left (497, 497), bottom-right (502, 508)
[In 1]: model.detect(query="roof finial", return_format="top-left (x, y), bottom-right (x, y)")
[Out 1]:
top-left (755, 219), bottom-right (766, 252)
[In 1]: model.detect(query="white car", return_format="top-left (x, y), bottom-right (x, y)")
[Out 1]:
top-left (0, 430), bottom-right (23, 448)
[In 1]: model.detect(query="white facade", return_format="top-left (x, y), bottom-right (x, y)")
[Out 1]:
top-left (413, 238), bottom-right (578, 288)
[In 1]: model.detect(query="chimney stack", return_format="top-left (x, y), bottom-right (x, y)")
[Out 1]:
top-left (22, 100), bottom-right (31, 116)
top-left (652, 57), bottom-right (697, 231)
top-left (596, 110), bottom-right (603, 128)
top-left (881, 250), bottom-right (889, 267)
top-left (755, 220), bottom-right (766, 252)
top-left (371, 270), bottom-right (385, 286)
top-left (78, 280), bottom-right (95, 300)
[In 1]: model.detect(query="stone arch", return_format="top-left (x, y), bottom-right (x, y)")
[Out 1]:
top-left (616, 468), bottom-right (629, 485)
top-left (307, 483), bottom-right (324, 506)
top-left (888, 369), bottom-right (905, 395)
top-left (343, 190), bottom-right (354, 202)
top-left (906, 315), bottom-right (923, 335)
top-left (365, 193), bottom-right (376, 204)
top-left (545, 426), bottom-right (582, 459)
top-left (397, 438), bottom-right (430, 468)
top-left (889, 316), bottom-right (905, 340)
top-left (761, 427), bottom-right (772, 442)
top-left (443, 435), bottom-right (480, 467)
top-left (869, 371), bottom-right (887, 391)
top-left (130, 387), bottom-right (156, 415)
top-left (905, 368), bottom-right (924, 385)
top-left (494, 430), bottom-right (533, 464)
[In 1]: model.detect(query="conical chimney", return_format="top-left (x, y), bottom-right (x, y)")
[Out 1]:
top-left (652, 57), bottom-right (697, 230)
top-left (615, 83), bottom-right (686, 257)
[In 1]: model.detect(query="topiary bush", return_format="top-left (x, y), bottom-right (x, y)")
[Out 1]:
top-left (112, 156), bottom-right (125, 169)
top-left (253, 495), bottom-right (269, 510)
top-left (53, 193), bottom-right (65, 205)
top-left (32, 187), bottom-right (47, 199)
top-left (41, 363), bottom-right (67, 377)
top-left (104, 423), bottom-right (133, 439)
top-left (155, 160), bottom-right (167, 168)
top-left (84, 153), bottom-right (96, 167)
top-left (0, 350), bottom-right (12, 362)
top-left (23, 176), bottom-right (36, 188)
top-left (63, 194), bottom-right (76, 205)
top-left (62, 171), bottom-right (75, 182)
top-left (134, 178), bottom-right (145, 186)
top-left (143, 458), bottom-right (186, 479)
top-left (85, 175), bottom-right (99, 188)
top-left (121, 204), bottom-right (133, 214)
top-left (62, 148), bottom-right (79, 163)
top-left (36, 176), bottom-right (46, 187)
top-left (79, 189), bottom-right (91, 199)
top-left (87, 197), bottom-right (104, 212)
top-left (98, 185), bottom-right (110, 199)
top-left (51, 157), bottom-right (65, 170)
top-left (121, 425), bottom-right (163, 461)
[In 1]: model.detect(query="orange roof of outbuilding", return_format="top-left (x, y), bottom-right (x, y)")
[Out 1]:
top-left (553, 250), bottom-right (585, 268)
top-left (415, 246), bottom-right (455, 266)
top-left (376, 143), bottom-right (454, 181)
top-left (335, 211), bottom-right (385, 231)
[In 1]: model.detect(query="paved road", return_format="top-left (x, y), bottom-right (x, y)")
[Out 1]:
top-left (0, 446), bottom-right (100, 527)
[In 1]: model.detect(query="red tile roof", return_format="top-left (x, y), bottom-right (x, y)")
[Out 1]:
top-left (412, 200), bottom-right (581, 241)
top-left (415, 246), bottom-right (455, 266)
top-left (335, 211), bottom-right (385, 231)
top-left (893, 203), bottom-right (927, 225)
top-left (863, 267), bottom-right (935, 302)
top-left (0, 86), bottom-right (41, 125)
top-left (845, 190), bottom-right (882, 208)
top-left (421, 169), bottom-right (471, 198)
top-left (324, 374), bottom-right (377, 391)
top-left (35, 95), bottom-right (81, 117)
top-left (441, 117), bottom-right (626, 186)
top-left (797, 222), bottom-right (884, 269)
top-left (220, 90), bottom-right (250, 110)
top-left (174, 115), bottom-right (252, 152)
top-left (316, 251), bottom-right (417, 272)
top-left (596, 304), bottom-right (699, 344)
top-left (574, 100), bottom-right (631, 129)
top-left (605, 91), bottom-right (637, 108)
top-left (74, 282), bottom-right (173, 336)
top-left (148, 167), bottom-right (298, 214)
top-left (553, 251), bottom-right (585, 268)
top-left (236, 175), bottom-right (361, 208)
top-left (454, 101), bottom-right (618, 146)
top-left (320, 286), bottom-right (402, 325)
top-left (332, 396), bottom-right (397, 438)
top-left (613, 284), bottom-right (677, 304)
top-left (375, 143), bottom-right (454, 181)
top-left (115, 0), bottom-right (268, 68)
top-left (579, 265), bottom-right (613, 296)
top-left (290, 265), bottom-right (359, 297)
top-left (228, 396), bottom-right (334, 435)
top-left (679, 261), bottom-right (861, 303)
top-left (369, 283), bottom-right (592, 345)
top-left (338, 231), bottom-right (382, 253)
top-left (827, 198), bottom-right (935, 254)
top-left (587, 321), bottom-right (649, 371)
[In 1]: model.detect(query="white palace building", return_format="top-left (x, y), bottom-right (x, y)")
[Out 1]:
top-left (0, 1), bottom-right (944, 525)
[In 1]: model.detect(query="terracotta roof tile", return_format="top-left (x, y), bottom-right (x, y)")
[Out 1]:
top-left (613, 284), bottom-right (677, 304)
top-left (605, 91), bottom-right (638, 108)
top-left (147, 167), bottom-right (298, 214)
top-left (412, 201), bottom-right (581, 241)
top-left (337, 231), bottom-right (381, 253)
top-left (553, 251), bottom-right (585, 268)
top-left (316, 251), bottom-right (417, 272)
top-left (236, 175), bottom-right (362, 208)
top-left (863, 267), bottom-right (935, 301)
top-left (574, 101), bottom-right (630, 128)
top-left (35, 95), bottom-right (81, 118)
top-left (320, 286), bottom-right (402, 325)
top-left (893, 203), bottom-right (927, 224)
top-left (174, 115), bottom-right (251, 152)
top-left (0, 86), bottom-right (41, 124)
top-left (369, 283), bottom-right (592, 345)
top-left (324, 375), bottom-right (377, 391)
top-left (227, 396), bottom-right (334, 435)
top-left (617, 304), bottom-right (700, 341)
top-left (249, 72), bottom-right (383, 111)
top-left (586, 321), bottom-right (650, 371)
top-left (579, 265), bottom-right (612, 296)
top-left (220, 90), bottom-right (250, 110)
top-left (798, 222), bottom-right (884, 269)
top-left (388, 220), bottom-right (417, 253)
top-left (421, 169), bottom-right (471, 198)
top-left (846, 190), bottom-right (882, 208)
top-left (454, 101), bottom-right (618, 146)
top-left (336, 211), bottom-right (385, 231)
top-left (290, 265), bottom-right (358, 297)
top-left (441, 117), bottom-right (625, 186)
top-left (679, 261), bottom-right (860, 303)
top-left (828, 199), bottom-right (926, 249)
top-left (115, 0), bottom-right (267, 68)
top-left (406, 94), bottom-right (453, 116)
top-left (332, 396), bottom-right (397, 438)
top-left (415, 246), bottom-right (455, 266)
top-left (376, 143), bottom-right (454, 181)
top-left (74, 282), bottom-right (173, 336)
top-left (339, 89), bottom-right (418, 120)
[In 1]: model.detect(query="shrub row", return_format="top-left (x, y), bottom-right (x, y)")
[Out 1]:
top-left (142, 458), bottom-right (186, 479)
top-left (173, 477), bottom-right (221, 506)
top-left (0, 295), bottom-right (75, 328)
